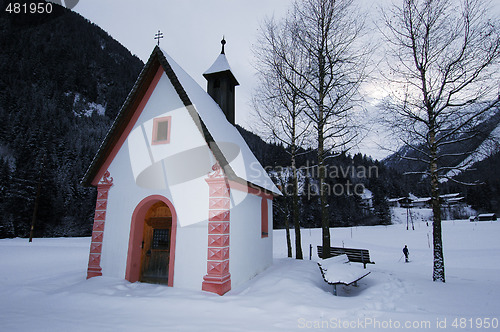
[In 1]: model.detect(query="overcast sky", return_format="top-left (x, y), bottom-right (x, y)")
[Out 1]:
top-left (72, 0), bottom-right (293, 122)
top-left (71, 0), bottom-right (499, 160)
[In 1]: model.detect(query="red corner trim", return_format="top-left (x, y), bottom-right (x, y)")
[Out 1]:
top-left (87, 173), bottom-right (113, 279)
top-left (203, 165), bottom-right (231, 295)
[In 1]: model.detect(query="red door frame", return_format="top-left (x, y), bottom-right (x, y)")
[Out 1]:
top-left (125, 195), bottom-right (177, 286)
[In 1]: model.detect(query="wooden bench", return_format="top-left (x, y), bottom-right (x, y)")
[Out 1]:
top-left (317, 254), bottom-right (371, 296)
top-left (318, 246), bottom-right (375, 269)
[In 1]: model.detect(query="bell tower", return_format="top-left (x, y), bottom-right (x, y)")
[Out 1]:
top-left (203, 38), bottom-right (239, 125)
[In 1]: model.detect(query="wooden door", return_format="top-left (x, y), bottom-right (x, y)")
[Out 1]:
top-left (140, 203), bottom-right (172, 285)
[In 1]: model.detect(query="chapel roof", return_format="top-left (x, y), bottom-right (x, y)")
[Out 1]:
top-left (81, 46), bottom-right (280, 196)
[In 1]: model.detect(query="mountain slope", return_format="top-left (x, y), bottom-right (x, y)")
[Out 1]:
top-left (382, 108), bottom-right (500, 213)
top-left (0, 2), bottom-right (412, 238)
top-left (383, 108), bottom-right (500, 174)
top-left (0, 2), bottom-right (144, 237)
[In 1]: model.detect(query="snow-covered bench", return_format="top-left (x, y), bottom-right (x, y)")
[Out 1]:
top-left (317, 246), bottom-right (375, 268)
top-left (317, 254), bottom-right (371, 296)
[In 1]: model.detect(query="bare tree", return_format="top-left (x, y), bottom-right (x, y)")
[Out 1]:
top-left (380, 0), bottom-right (500, 282)
top-left (287, 0), bottom-right (370, 255)
top-left (253, 17), bottom-right (310, 259)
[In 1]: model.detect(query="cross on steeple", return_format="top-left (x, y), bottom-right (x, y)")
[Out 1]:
top-left (154, 30), bottom-right (164, 46)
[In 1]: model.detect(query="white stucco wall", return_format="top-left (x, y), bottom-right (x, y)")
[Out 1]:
top-left (99, 72), bottom-right (210, 291)
top-left (170, 220), bottom-right (208, 289)
top-left (229, 189), bottom-right (273, 288)
top-left (96, 69), bottom-right (274, 293)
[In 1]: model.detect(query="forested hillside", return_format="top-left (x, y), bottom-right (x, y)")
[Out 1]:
top-left (3, 1), bottom-right (490, 239)
top-left (383, 110), bottom-right (500, 214)
top-left (0, 2), bottom-right (144, 237)
top-left (236, 126), bottom-right (408, 228)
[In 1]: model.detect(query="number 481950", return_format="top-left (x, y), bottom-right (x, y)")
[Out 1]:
top-left (451, 318), bottom-right (499, 329)
top-left (5, 2), bottom-right (53, 14)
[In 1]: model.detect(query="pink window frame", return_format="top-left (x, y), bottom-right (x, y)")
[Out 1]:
top-left (152, 116), bottom-right (172, 145)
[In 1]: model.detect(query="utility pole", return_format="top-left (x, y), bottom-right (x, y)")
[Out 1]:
top-left (29, 154), bottom-right (46, 243)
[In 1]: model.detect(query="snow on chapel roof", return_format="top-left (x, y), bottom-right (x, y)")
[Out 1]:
top-left (159, 48), bottom-right (278, 194)
top-left (82, 46), bottom-right (280, 196)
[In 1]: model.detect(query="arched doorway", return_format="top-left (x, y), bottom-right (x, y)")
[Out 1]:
top-left (140, 201), bottom-right (172, 284)
top-left (125, 195), bottom-right (177, 286)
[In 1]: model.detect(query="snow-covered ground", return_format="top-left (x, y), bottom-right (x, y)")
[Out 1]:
top-left (391, 207), bottom-right (434, 225)
top-left (1, 220), bottom-right (499, 331)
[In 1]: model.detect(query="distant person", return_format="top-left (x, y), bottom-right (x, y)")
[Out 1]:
top-left (403, 245), bottom-right (409, 263)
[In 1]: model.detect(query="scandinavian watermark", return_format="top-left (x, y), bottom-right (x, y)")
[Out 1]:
top-left (251, 161), bottom-right (379, 199)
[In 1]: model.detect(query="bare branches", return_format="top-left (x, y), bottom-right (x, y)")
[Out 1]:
top-left (291, 0), bottom-right (370, 155)
top-left (379, 0), bottom-right (500, 283)
top-left (252, 15), bottom-right (311, 151)
top-left (252, 0), bottom-right (371, 255)
top-left (380, 0), bottom-right (500, 178)
top-left (254, 0), bottom-right (372, 157)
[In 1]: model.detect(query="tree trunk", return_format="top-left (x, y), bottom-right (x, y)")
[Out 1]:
top-left (284, 212), bottom-right (292, 258)
top-left (29, 154), bottom-right (45, 243)
top-left (292, 147), bottom-right (303, 259)
top-left (282, 168), bottom-right (293, 258)
top-left (318, 107), bottom-right (330, 258)
top-left (429, 130), bottom-right (445, 282)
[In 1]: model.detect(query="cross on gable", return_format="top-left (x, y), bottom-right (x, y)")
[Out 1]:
top-left (154, 30), bottom-right (164, 46)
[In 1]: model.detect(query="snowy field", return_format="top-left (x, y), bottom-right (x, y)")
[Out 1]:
top-left (1, 220), bottom-right (499, 331)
